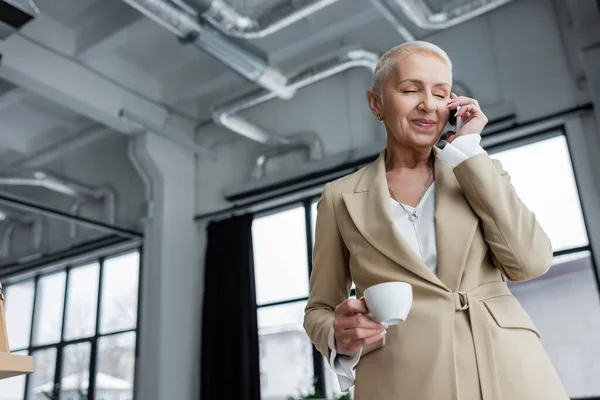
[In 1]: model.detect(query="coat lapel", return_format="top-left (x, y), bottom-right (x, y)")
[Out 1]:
top-left (433, 148), bottom-right (480, 290)
top-left (342, 150), bottom-right (447, 290)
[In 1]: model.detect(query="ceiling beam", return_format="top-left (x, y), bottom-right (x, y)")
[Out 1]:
top-left (0, 33), bottom-right (184, 135)
top-left (75, 7), bottom-right (144, 62)
top-left (10, 124), bottom-right (110, 168)
top-left (0, 88), bottom-right (26, 113)
top-left (0, 126), bottom-right (30, 153)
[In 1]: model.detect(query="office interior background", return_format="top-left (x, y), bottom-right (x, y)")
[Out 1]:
top-left (0, 0), bottom-right (599, 399)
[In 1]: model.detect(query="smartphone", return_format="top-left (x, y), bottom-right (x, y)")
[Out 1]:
top-left (448, 106), bottom-right (462, 132)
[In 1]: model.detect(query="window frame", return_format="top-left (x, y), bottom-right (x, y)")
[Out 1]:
top-left (251, 126), bottom-right (600, 399)
top-left (1, 244), bottom-right (143, 400)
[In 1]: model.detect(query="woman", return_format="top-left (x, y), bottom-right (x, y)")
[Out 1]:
top-left (303, 41), bottom-right (568, 400)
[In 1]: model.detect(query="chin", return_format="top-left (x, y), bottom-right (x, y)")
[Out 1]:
top-left (412, 132), bottom-right (441, 148)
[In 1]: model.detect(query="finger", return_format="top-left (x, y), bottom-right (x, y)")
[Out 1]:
top-left (457, 103), bottom-right (479, 117)
top-left (340, 329), bottom-right (386, 351)
top-left (336, 314), bottom-right (386, 331)
top-left (337, 299), bottom-right (369, 316)
top-left (341, 327), bottom-right (386, 341)
top-left (448, 96), bottom-right (479, 109)
top-left (359, 330), bottom-right (387, 346)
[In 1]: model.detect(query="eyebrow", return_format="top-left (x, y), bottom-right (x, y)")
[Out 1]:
top-left (396, 79), bottom-right (451, 88)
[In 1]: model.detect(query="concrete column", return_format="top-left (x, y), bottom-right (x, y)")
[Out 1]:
top-left (130, 133), bottom-right (202, 400)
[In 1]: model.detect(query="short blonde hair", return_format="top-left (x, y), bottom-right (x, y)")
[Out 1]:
top-left (372, 41), bottom-right (453, 94)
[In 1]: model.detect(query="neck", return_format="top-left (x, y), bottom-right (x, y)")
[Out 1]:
top-left (385, 144), bottom-right (433, 172)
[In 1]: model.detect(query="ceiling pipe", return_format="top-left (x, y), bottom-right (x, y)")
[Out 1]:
top-left (390, 0), bottom-right (515, 30)
top-left (120, 0), bottom-right (295, 99)
top-left (0, 171), bottom-right (117, 237)
top-left (251, 132), bottom-right (325, 180)
top-left (182, 0), bottom-right (341, 39)
top-left (211, 48), bottom-right (379, 145)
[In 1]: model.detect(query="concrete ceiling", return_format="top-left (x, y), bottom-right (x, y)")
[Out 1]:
top-left (0, 0), bottom-right (595, 165)
top-left (0, 0), bottom-right (392, 163)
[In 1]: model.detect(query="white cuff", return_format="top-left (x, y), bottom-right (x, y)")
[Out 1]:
top-left (438, 134), bottom-right (487, 168)
top-left (328, 326), bottom-right (362, 391)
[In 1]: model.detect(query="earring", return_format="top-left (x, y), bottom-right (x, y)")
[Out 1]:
top-left (377, 113), bottom-right (384, 121)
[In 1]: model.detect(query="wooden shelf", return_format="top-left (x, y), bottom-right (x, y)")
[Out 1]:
top-left (0, 282), bottom-right (35, 380)
top-left (0, 353), bottom-right (35, 380)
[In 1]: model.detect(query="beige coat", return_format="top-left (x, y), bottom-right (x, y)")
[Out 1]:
top-left (304, 149), bottom-right (568, 400)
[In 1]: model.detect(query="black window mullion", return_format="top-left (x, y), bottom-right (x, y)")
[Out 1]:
top-left (88, 256), bottom-right (105, 400)
top-left (552, 245), bottom-right (591, 258)
top-left (132, 246), bottom-right (144, 400)
top-left (52, 267), bottom-right (70, 399)
top-left (24, 275), bottom-right (40, 400)
top-left (305, 199), bottom-right (326, 397)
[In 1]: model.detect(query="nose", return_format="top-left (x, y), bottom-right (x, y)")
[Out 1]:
top-left (418, 93), bottom-right (436, 113)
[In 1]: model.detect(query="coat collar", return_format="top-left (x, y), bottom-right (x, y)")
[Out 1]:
top-left (342, 147), bottom-right (478, 291)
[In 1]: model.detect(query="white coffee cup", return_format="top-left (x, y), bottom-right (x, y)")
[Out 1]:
top-left (361, 282), bottom-right (413, 326)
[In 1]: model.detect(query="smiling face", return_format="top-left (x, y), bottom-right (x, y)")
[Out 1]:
top-left (367, 52), bottom-right (452, 150)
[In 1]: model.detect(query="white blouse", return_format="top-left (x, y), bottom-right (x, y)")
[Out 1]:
top-left (327, 134), bottom-right (487, 392)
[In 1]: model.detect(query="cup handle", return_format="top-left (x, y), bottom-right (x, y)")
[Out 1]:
top-left (359, 296), bottom-right (380, 324)
top-left (359, 296), bottom-right (389, 328)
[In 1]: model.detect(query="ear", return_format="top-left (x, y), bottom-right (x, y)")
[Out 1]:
top-left (366, 89), bottom-right (383, 117)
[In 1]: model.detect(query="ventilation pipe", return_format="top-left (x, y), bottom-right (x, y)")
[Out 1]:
top-left (179, 0), bottom-right (341, 39)
top-left (251, 132), bottom-right (325, 180)
top-left (120, 0), bottom-right (295, 99)
top-left (0, 171), bottom-right (117, 237)
top-left (212, 48), bottom-right (379, 146)
top-left (390, 0), bottom-right (515, 30)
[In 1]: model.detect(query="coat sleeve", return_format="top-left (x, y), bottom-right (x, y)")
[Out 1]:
top-left (452, 154), bottom-right (553, 281)
top-left (304, 182), bottom-right (352, 359)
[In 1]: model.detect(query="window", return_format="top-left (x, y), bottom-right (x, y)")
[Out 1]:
top-left (250, 130), bottom-right (600, 399)
top-left (0, 249), bottom-right (141, 400)
top-left (252, 205), bottom-right (316, 399)
top-left (253, 200), bottom-right (359, 400)
top-left (490, 133), bottom-right (600, 397)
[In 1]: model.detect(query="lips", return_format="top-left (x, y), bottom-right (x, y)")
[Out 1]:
top-left (412, 119), bottom-right (436, 128)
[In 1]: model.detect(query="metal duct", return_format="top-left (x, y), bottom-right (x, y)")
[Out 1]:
top-left (251, 132), bottom-right (325, 180)
top-left (212, 48), bottom-right (380, 145)
top-left (186, 0), bottom-right (341, 39)
top-left (391, 0), bottom-right (514, 30)
top-left (0, 171), bottom-right (117, 236)
top-left (120, 0), bottom-right (295, 99)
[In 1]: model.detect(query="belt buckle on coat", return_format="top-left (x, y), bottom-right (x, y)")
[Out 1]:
top-left (455, 291), bottom-right (469, 311)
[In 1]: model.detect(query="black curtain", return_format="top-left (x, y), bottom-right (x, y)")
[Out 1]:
top-left (201, 213), bottom-right (261, 400)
